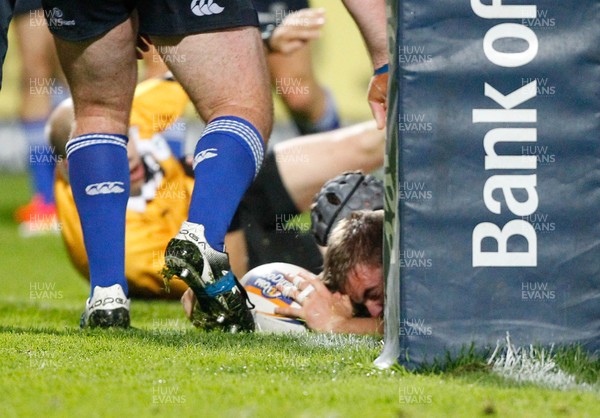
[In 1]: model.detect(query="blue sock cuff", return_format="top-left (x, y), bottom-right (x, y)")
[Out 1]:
top-left (199, 116), bottom-right (265, 178)
top-left (66, 133), bottom-right (128, 159)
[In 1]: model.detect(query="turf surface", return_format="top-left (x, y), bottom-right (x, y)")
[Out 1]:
top-left (1, 173), bottom-right (598, 418)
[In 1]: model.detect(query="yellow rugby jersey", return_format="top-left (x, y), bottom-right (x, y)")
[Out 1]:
top-left (129, 74), bottom-right (190, 140)
top-left (55, 75), bottom-right (192, 299)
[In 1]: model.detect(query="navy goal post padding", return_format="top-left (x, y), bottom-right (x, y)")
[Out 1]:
top-left (377, 0), bottom-right (600, 369)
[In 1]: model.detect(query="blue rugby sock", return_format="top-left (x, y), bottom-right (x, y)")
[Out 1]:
top-left (23, 119), bottom-right (55, 204)
top-left (66, 134), bottom-right (130, 296)
top-left (188, 116), bottom-right (265, 252)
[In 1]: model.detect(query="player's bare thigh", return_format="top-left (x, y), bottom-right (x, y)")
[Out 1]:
top-left (52, 18), bottom-right (138, 137)
top-left (150, 26), bottom-right (273, 140)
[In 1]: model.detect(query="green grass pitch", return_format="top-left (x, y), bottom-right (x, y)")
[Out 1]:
top-left (0, 173), bottom-right (598, 418)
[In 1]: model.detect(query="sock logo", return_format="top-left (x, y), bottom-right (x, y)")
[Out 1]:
top-left (85, 182), bottom-right (126, 196)
top-left (193, 148), bottom-right (218, 169)
top-left (190, 0), bottom-right (224, 16)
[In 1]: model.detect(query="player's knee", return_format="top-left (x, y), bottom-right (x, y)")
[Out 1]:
top-left (193, 82), bottom-right (273, 142)
top-left (220, 102), bottom-right (274, 143)
top-left (69, 100), bottom-right (131, 136)
top-left (261, 102), bottom-right (274, 140)
top-left (245, 90), bottom-right (274, 141)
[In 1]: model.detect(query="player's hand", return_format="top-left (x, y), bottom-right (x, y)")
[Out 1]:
top-left (269, 8), bottom-right (326, 55)
top-left (368, 71), bottom-right (388, 130)
top-left (274, 271), bottom-right (354, 333)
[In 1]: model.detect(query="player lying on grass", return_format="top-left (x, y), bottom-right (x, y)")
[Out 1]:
top-left (278, 210), bottom-right (384, 335)
top-left (47, 75), bottom-right (384, 305)
top-left (182, 174), bottom-right (385, 335)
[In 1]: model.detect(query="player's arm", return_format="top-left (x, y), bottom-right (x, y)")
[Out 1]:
top-left (276, 121), bottom-right (385, 211)
top-left (328, 316), bottom-right (383, 335)
top-left (342, 0), bottom-right (388, 129)
top-left (342, 0), bottom-right (388, 69)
